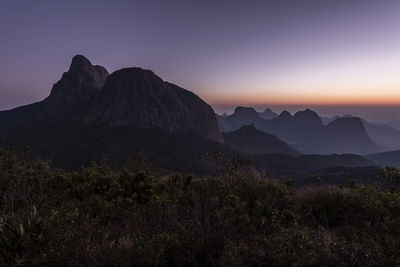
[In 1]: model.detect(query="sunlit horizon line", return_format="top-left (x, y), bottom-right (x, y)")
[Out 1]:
top-left (209, 100), bottom-right (400, 107)
top-left (205, 95), bottom-right (400, 107)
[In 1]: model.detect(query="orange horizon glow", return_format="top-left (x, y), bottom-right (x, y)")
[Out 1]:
top-left (203, 93), bottom-right (400, 107)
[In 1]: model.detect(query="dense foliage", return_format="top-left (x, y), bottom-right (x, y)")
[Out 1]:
top-left (1, 149), bottom-right (400, 266)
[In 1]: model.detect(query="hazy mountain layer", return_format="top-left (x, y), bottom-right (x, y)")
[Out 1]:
top-left (222, 124), bottom-right (299, 156)
top-left (218, 107), bottom-right (381, 154)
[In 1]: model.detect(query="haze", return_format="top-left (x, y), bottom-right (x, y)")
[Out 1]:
top-left (1, 0), bottom-right (400, 122)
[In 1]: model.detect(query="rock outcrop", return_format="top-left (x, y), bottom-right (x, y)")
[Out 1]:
top-left (0, 55), bottom-right (109, 128)
top-left (80, 67), bottom-right (223, 142)
top-left (42, 55), bottom-right (109, 116)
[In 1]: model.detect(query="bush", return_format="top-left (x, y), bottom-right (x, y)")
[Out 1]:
top-left (1, 151), bottom-right (400, 266)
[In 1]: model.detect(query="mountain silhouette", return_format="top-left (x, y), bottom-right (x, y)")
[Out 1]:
top-left (217, 107), bottom-right (381, 154)
top-left (0, 55), bottom-right (379, 177)
top-left (325, 117), bottom-right (380, 154)
top-left (322, 114), bottom-right (400, 151)
top-left (44, 55), bottom-right (109, 115)
top-left (71, 67), bottom-right (223, 142)
top-left (0, 56), bottom-right (222, 143)
top-left (258, 108), bottom-right (278, 120)
top-left (219, 106), bottom-right (267, 132)
top-left (292, 109), bottom-right (323, 128)
top-left (222, 124), bottom-right (299, 155)
top-left (0, 55), bottom-right (109, 129)
top-left (360, 119), bottom-right (400, 150)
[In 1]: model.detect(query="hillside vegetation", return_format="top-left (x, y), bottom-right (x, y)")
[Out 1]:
top-left (1, 149), bottom-right (400, 266)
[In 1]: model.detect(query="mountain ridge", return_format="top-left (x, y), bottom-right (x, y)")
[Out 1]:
top-left (222, 124), bottom-right (299, 156)
top-left (218, 107), bottom-right (381, 154)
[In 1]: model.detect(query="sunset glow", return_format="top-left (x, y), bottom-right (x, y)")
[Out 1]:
top-left (1, 0), bottom-right (400, 120)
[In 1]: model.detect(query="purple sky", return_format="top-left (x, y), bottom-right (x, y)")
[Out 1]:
top-left (1, 0), bottom-right (400, 122)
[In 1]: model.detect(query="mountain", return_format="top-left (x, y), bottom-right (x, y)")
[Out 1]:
top-left (222, 124), bottom-right (299, 156)
top-left (387, 121), bottom-right (400, 131)
top-left (260, 109), bottom-right (328, 153)
top-left (292, 109), bottom-right (323, 128)
top-left (325, 117), bottom-right (380, 154)
top-left (71, 67), bottom-right (223, 142)
top-left (366, 150), bottom-right (400, 168)
top-left (0, 56), bottom-right (222, 143)
top-left (43, 55), bottom-right (109, 116)
top-left (218, 107), bottom-right (381, 154)
top-left (321, 114), bottom-right (354, 125)
top-left (258, 108), bottom-right (278, 120)
top-left (321, 114), bottom-right (400, 150)
top-left (361, 119), bottom-right (400, 150)
top-left (219, 106), bottom-right (266, 132)
top-left (0, 55), bottom-right (381, 180)
top-left (0, 55), bottom-right (109, 129)
top-left (216, 114), bottom-right (232, 132)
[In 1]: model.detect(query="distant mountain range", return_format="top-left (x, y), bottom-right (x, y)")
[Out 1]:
top-left (0, 55), bottom-right (388, 181)
top-left (217, 107), bottom-right (383, 154)
top-left (220, 108), bottom-right (400, 155)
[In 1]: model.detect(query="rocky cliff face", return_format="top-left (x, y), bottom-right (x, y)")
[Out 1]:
top-left (41, 55), bottom-right (109, 116)
top-left (1, 56), bottom-right (222, 143)
top-left (0, 55), bottom-right (109, 128)
top-left (80, 67), bottom-right (223, 142)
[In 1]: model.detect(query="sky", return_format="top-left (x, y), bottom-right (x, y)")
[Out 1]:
top-left (1, 0), bottom-right (400, 122)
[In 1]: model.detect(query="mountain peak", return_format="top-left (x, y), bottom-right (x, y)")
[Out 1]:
top-left (278, 110), bottom-right (292, 119)
top-left (43, 55), bottom-right (109, 116)
top-left (294, 109), bottom-right (319, 118)
top-left (259, 108), bottom-right (278, 120)
top-left (234, 106), bottom-right (258, 116)
top-left (69, 55), bottom-right (93, 71)
top-left (293, 109), bottom-right (322, 126)
top-left (83, 67), bottom-right (223, 142)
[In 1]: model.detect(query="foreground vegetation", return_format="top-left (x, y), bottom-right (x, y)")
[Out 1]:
top-left (1, 149), bottom-right (400, 266)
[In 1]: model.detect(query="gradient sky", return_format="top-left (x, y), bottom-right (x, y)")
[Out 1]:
top-left (1, 0), bottom-right (400, 121)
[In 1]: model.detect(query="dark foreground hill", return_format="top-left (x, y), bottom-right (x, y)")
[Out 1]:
top-left (0, 119), bottom-right (378, 182)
